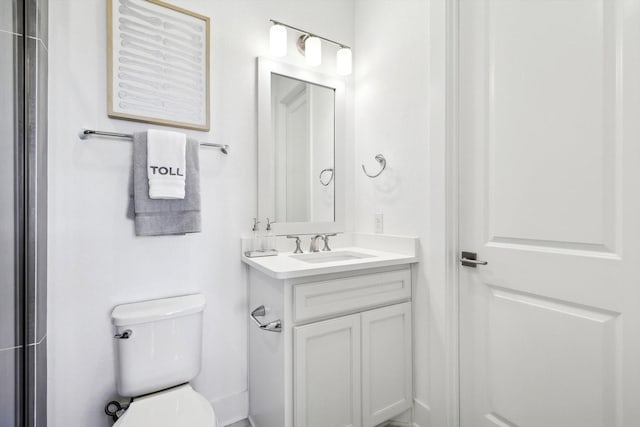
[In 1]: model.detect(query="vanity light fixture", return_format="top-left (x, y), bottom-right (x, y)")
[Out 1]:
top-left (269, 23), bottom-right (287, 57)
top-left (304, 36), bottom-right (322, 67)
top-left (268, 19), bottom-right (352, 75)
top-left (336, 47), bottom-right (352, 76)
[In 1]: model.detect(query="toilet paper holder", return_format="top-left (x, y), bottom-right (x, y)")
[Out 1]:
top-left (250, 305), bottom-right (282, 333)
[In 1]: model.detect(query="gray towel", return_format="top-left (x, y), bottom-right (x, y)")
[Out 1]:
top-left (128, 131), bottom-right (201, 236)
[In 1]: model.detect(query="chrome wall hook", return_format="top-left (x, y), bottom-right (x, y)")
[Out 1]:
top-left (362, 154), bottom-right (386, 178)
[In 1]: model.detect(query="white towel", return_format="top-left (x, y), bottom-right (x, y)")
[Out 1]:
top-left (147, 129), bottom-right (186, 199)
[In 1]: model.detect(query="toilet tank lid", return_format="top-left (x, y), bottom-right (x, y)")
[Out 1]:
top-left (111, 294), bottom-right (206, 326)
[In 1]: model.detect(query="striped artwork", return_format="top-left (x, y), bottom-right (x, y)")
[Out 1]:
top-left (107, 0), bottom-right (210, 130)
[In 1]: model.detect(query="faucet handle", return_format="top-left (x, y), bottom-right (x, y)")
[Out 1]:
top-left (321, 233), bottom-right (337, 251)
top-left (286, 235), bottom-right (303, 254)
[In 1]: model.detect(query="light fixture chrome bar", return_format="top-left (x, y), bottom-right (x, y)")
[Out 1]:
top-left (79, 128), bottom-right (230, 154)
top-left (269, 19), bottom-right (350, 49)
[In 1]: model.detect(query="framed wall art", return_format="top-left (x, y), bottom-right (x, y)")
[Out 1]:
top-left (107, 0), bottom-right (210, 131)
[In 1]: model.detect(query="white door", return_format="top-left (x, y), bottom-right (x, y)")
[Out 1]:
top-left (459, 0), bottom-right (640, 426)
top-left (361, 303), bottom-right (413, 427)
top-left (294, 314), bottom-right (362, 427)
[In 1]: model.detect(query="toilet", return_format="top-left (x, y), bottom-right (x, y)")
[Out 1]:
top-left (110, 294), bottom-right (219, 427)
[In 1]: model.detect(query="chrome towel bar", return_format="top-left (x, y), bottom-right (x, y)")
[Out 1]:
top-left (79, 128), bottom-right (230, 154)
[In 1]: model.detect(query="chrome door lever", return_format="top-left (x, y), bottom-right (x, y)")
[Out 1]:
top-left (460, 251), bottom-right (488, 268)
top-left (250, 305), bottom-right (282, 333)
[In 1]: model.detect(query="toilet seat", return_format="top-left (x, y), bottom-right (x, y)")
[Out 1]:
top-left (113, 384), bottom-right (219, 427)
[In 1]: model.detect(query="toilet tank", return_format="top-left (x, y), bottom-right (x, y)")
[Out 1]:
top-left (111, 294), bottom-right (206, 397)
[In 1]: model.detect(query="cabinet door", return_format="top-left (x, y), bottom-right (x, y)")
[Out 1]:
top-left (294, 314), bottom-right (362, 427)
top-left (361, 302), bottom-right (413, 427)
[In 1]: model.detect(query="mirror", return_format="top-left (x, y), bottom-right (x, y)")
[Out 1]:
top-left (271, 74), bottom-right (335, 223)
top-left (258, 58), bottom-right (345, 235)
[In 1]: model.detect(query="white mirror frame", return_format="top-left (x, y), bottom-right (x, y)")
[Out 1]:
top-left (257, 57), bottom-right (346, 235)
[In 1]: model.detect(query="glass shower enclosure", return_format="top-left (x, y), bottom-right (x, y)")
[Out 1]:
top-left (1, 0), bottom-right (48, 426)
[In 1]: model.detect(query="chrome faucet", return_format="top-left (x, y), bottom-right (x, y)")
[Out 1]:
top-left (309, 235), bottom-right (324, 252)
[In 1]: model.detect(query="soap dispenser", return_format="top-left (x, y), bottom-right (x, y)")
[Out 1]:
top-left (251, 218), bottom-right (261, 252)
top-left (244, 218), bottom-right (278, 258)
top-left (264, 218), bottom-right (276, 251)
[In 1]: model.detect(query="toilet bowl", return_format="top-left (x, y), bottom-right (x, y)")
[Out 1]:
top-left (113, 384), bottom-right (219, 427)
top-left (111, 294), bottom-right (218, 427)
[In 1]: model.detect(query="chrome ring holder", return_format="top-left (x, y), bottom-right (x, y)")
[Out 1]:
top-left (362, 154), bottom-right (386, 178)
top-left (319, 168), bottom-right (334, 186)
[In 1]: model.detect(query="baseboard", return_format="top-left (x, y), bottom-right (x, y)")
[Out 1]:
top-left (211, 390), bottom-right (248, 426)
top-left (240, 397), bottom-right (428, 427)
top-left (412, 398), bottom-right (431, 427)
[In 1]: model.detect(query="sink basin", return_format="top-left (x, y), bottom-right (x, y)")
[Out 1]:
top-left (291, 251), bottom-right (374, 264)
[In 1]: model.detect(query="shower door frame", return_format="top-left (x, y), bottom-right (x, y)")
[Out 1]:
top-left (444, 1), bottom-right (461, 426)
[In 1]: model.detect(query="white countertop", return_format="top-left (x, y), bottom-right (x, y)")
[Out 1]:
top-left (241, 233), bottom-right (419, 279)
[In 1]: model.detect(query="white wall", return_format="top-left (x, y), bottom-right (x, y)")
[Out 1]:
top-left (47, 1), bottom-right (353, 426)
top-left (353, 1), bottom-right (449, 426)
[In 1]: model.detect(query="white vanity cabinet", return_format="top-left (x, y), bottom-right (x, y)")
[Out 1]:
top-left (247, 264), bottom-right (414, 427)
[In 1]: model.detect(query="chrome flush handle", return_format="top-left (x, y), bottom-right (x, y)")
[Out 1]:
top-left (114, 329), bottom-right (132, 339)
